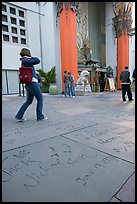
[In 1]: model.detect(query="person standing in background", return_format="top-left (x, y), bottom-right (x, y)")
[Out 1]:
top-left (63, 70), bottom-right (71, 97)
top-left (120, 66), bottom-right (133, 102)
top-left (68, 72), bottom-right (76, 97)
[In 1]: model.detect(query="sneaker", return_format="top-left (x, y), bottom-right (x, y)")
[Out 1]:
top-left (37, 117), bottom-right (48, 121)
top-left (129, 99), bottom-right (133, 101)
top-left (15, 117), bottom-right (26, 122)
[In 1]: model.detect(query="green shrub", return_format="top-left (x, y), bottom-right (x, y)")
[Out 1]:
top-left (48, 66), bottom-right (56, 83)
top-left (37, 66), bottom-right (56, 93)
top-left (41, 84), bottom-right (49, 93)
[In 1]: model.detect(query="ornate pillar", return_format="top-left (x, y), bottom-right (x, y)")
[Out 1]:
top-left (56, 2), bottom-right (79, 91)
top-left (117, 31), bottom-right (129, 89)
top-left (113, 2), bottom-right (134, 89)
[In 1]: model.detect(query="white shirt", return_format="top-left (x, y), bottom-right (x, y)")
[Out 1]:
top-left (32, 77), bottom-right (38, 83)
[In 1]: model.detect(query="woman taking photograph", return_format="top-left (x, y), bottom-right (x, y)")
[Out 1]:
top-left (15, 48), bottom-right (48, 121)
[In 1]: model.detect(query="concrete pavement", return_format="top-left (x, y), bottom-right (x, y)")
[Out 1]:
top-left (2, 91), bottom-right (135, 202)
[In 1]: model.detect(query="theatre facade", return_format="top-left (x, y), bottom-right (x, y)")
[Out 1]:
top-left (2, 2), bottom-right (135, 94)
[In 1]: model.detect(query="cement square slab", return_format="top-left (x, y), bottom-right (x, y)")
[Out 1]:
top-left (116, 173), bottom-right (135, 202)
top-left (47, 119), bottom-right (98, 136)
top-left (2, 124), bottom-right (54, 151)
top-left (2, 136), bottom-right (134, 202)
top-left (57, 107), bottom-right (96, 116)
top-left (63, 123), bottom-right (135, 163)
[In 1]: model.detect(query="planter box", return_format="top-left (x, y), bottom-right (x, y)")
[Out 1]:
top-left (49, 83), bottom-right (58, 95)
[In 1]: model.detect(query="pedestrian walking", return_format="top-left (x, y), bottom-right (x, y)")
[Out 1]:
top-left (68, 72), bottom-right (76, 97)
top-left (15, 48), bottom-right (48, 121)
top-left (120, 66), bottom-right (133, 102)
top-left (63, 70), bottom-right (71, 97)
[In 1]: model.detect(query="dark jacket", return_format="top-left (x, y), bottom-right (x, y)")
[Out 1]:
top-left (21, 57), bottom-right (40, 80)
top-left (120, 69), bottom-right (130, 84)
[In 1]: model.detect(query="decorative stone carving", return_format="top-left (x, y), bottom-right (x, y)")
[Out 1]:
top-left (112, 2), bottom-right (134, 37)
top-left (70, 2), bottom-right (79, 12)
top-left (56, 2), bottom-right (63, 17)
top-left (76, 3), bottom-right (92, 65)
top-left (56, 2), bottom-right (79, 17)
top-left (75, 70), bottom-right (91, 95)
top-left (78, 37), bottom-right (92, 65)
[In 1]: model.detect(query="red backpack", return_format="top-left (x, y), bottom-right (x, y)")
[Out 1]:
top-left (19, 67), bottom-right (33, 84)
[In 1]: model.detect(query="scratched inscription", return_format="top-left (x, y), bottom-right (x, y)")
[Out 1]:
top-left (3, 144), bottom-right (98, 192)
top-left (63, 123), bottom-right (135, 163)
top-left (2, 137), bottom-right (135, 202)
top-left (2, 122), bottom-right (49, 138)
top-left (48, 120), bottom-right (98, 136)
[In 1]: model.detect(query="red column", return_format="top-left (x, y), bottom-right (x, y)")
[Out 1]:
top-left (117, 30), bottom-right (129, 89)
top-left (60, 3), bottom-right (78, 91)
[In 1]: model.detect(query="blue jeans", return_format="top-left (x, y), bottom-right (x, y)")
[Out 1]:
top-left (15, 82), bottom-right (45, 120)
top-left (70, 83), bottom-right (76, 96)
top-left (64, 83), bottom-right (71, 97)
